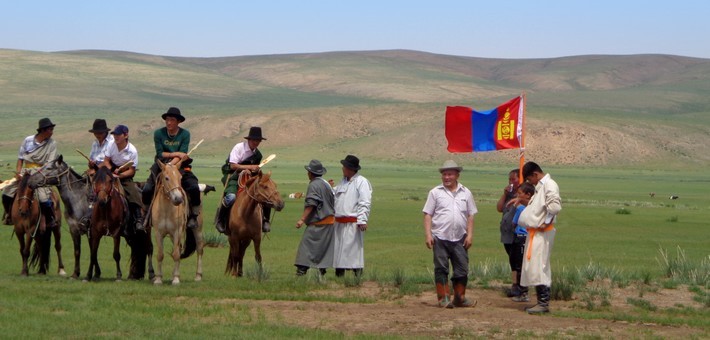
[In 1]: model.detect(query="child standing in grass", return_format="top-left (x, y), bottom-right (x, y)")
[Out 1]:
top-left (509, 182), bottom-right (536, 302)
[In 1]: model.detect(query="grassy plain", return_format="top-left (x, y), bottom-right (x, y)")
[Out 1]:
top-left (0, 160), bottom-right (708, 338)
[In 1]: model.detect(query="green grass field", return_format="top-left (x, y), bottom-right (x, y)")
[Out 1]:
top-left (0, 160), bottom-right (707, 337)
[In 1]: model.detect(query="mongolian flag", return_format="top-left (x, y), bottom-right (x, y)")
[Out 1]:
top-left (445, 95), bottom-right (524, 152)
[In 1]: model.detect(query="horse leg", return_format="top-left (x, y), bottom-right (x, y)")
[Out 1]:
top-left (53, 224), bottom-right (66, 277)
top-left (171, 233), bottom-right (181, 285)
top-left (253, 237), bottom-right (263, 270)
top-left (227, 234), bottom-right (240, 277)
top-left (17, 231), bottom-right (29, 276)
top-left (85, 234), bottom-right (101, 282)
top-left (71, 228), bottom-right (81, 279)
top-left (146, 230), bottom-right (155, 281)
top-left (237, 239), bottom-right (250, 277)
top-left (194, 228), bottom-right (204, 282)
top-left (153, 231), bottom-right (164, 285)
top-left (113, 235), bottom-right (122, 282)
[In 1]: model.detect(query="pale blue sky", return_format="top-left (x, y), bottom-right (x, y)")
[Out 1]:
top-left (2, 1), bottom-right (708, 59)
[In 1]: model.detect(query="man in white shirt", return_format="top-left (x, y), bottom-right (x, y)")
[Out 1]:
top-left (423, 160), bottom-right (477, 308)
top-left (87, 119), bottom-right (114, 175)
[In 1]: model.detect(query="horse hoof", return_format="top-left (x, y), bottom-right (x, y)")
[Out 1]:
top-left (58, 269), bottom-right (67, 277)
top-left (154, 279), bottom-right (163, 285)
top-left (82, 279), bottom-right (89, 283)
top-left (194, 275), bottom-right (202, 282)
top-left (115, 279), bottom-right (122, 282)
top-left (171, 278), bottom-right (180, 285)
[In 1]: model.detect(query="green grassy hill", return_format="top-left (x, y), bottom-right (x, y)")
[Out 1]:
top-left (1, 48), bottom-right (709, 170)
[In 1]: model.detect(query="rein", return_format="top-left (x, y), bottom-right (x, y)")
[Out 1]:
top-left (245, 178), bottom-right (277, 207)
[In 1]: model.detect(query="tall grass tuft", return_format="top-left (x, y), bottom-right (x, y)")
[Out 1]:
top-left (203, 232), bottom-right (228, 248)
top-left (245, 262), bottom-right (270, 282)
top-left (552, 266), bottom-right (584, 301)
top-left (469, 258), bottom-right (509, 286)
top-left (615, 208), bottom-right (631, 215)
top-left (657, 246), bottom-right (709, 286)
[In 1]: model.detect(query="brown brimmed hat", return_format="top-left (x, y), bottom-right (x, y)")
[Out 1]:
top-left (88, 119), bottom-right (110, 133)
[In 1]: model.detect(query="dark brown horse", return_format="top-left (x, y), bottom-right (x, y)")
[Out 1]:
top-left (85, 166), bottom-right (128, 281)
top-left (12, 173), bottom-right (64, 276)
top-left (226, 171), bottom-right (284, 277)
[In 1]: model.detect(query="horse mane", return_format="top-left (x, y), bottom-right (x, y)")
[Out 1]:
top-left (18, 173), bottom-right (31, 191)
top-left (94, 166), bottom-right (112, 183)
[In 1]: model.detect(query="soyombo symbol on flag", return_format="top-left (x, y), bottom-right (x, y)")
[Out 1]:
top-left (445, 96), bottom-right (524, 152)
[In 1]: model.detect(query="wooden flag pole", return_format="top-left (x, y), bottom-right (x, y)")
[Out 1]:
top-left (519, 92), bottom-right (527, 184)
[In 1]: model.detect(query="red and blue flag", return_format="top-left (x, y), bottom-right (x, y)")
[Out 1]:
top-left (445, 96), bottom-right (524, 152)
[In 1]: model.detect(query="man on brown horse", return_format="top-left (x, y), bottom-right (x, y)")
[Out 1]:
top-left (101, 125), bottom-right (144, 234)
top-left (2, 118), bottom-right (59, 230)
top-left (215, 126), bottom-right (272, 234)
top-left (78, 118), bottom-right (115, 229)
top-left (141, 107), bottom-right (202, 231)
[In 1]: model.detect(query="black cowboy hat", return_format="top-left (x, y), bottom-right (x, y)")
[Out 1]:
top-left (340, 154), bottom-right (361, 171)
top-left (37, 118), bottom-right (56, 132)
top-left (88, 119), bottom-right (111, 133)
top-left (161, 107), bottom-right (186, 123)
top-left (244, 126), bottom-right (267, 140)
top-left (305, 159), bottom-right (327, 176)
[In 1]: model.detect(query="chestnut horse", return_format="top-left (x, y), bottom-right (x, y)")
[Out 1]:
top-left (12, 173), bottom-right (64, 276)
top-left (85, 166), bottom-right (127, 281)
top-left (150, 161), bottom-right (204, 285)
top-left (226, 171), bottom-right (284, 277)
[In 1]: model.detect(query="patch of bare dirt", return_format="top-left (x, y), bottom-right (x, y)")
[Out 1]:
top-left (215, 282), bottom-right (706, 338)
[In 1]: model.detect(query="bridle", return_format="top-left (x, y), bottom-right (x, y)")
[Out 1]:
top-left (245, 176), bottom-right (279, 207)
top-left (159, 165), bottom-right (184, 198)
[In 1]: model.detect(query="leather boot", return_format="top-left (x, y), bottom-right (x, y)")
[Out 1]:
top-left (436, 282), bottom-right (453, 308)
top-left (133, 205), bottom-right (144, 232)
top-left (526, 285), bottom-right (551, 314)
top-left (2, 194), bottom-right (13, 225)
top-left (40, 201), bottom-right (57, 232)
top-left (214, 203), bottom-right (231, 234)
top-left (186, 205), bottom-right (200, 230)
top-left (452, 280), bottom-right (477, 308)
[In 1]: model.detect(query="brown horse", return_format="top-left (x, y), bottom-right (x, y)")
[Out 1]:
top-left (150, 161), bottom-right (204, 285)
top-left (12, 172), bottom-right (64, 276)
top-left (226, 171), bottom-right (284, 277)
top-left (85, 166), bottom-right (128, 281)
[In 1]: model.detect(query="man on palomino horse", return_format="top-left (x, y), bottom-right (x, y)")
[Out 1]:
top-left (2, 118), bottom-right (59, 229)
top-left (141, 107), bottom-right (201, 231)
top-left (215, 126), bottom-right (271, 234)
top-left (101, 124), bottom-right (144, 234)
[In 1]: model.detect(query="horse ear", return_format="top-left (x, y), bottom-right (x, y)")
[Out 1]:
top-left (157, 160), bottom-right (166, 171)
top-left (260, 171), bottom-right (272, 183)
top-left (57, 154), bottom-right (63, 162)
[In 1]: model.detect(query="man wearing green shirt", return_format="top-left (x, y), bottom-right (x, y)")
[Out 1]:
top-left (141, 107), bottom-right (202, 230)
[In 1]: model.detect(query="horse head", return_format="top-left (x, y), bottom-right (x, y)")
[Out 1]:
top-left (28, 155), bottom-right (68, 189)
top-left (93, 167), bottom-right (115, 205)
top-left (251, 171), bottom-right (285, 212)
top-left (157, 160), bottom-right (184, 206)
top-left (16, 173), bottom-right (34, 218)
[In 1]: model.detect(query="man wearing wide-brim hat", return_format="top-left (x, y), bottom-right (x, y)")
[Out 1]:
top-left (87, 118), bottom-right (114, 172)
top-left (141, 107), bottom-right (202, 230)
top-left (2, 118), bottom-right (59, 229)
top-left (422, 160), bottom-right (478, 308)
top-left (216, 126), bottom-right (271, 234)
top-left (332, 154), bottom-right (372, 278)
top-left (294, 159), bottom-right (336, 276)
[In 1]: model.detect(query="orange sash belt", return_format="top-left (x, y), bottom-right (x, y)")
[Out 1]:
top-left (526, 223), bottom-right (555, 260)
top-left (335, 216), bottom-right (357, 223)
top-left (313, 215), bottom-right (335, 225)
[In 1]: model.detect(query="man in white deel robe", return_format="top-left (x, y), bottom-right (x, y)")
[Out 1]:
top-left (518, 165), bottom-right (561, 314)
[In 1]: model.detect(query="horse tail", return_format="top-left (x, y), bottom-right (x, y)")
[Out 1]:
top-left (180, 228), bottom-right (196, 259)
top-left (226, 255), bottom-right (237, 276)
top-left (126, 231), bottom-right (149, 280)
top-left (30, 229), bottom-right (52, 273)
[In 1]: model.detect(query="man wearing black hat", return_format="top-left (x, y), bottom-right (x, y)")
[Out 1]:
top-left (141, 107), bottom-right (202, 230)
top-left (294, 159), bottom-right (335, 276)
top-left (215, 126), bottom-right (271, 234)
top-left (87, 119), bottom-right (114, 175)
top-left (102, 124), bottom-right (144, 233)
top-left (332, 154), bottom-right (372, 277)
top-left (2, 118), bottom-right (59, 229)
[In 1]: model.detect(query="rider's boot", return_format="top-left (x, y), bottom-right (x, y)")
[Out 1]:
top-left (186, 205), bottom-right (201, 230)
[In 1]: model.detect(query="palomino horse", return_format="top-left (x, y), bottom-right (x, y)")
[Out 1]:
top-left (12, 173), bottom-right (64, 276)
top-left (226, 171), bottom-right (284, 277)
top-left (85, 166), bottom-right (127, 281)
top-left (150, 160), bottom-right (204, 285)
top-left (29, 155), bottom-right (154, 280)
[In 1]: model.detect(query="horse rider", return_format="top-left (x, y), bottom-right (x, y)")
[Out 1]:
top-left (87, 119), bottom-right (114, 176)
top-left (215, 126), bottom-right (271, 234)
top-left (2, 118), bottom-right (59, 230)
top-left (101, 124), bottom-right (144, 233)
top-left (141, 107), bottom-right (201, 230)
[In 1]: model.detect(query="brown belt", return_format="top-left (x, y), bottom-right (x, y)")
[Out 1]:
top-left (313, 215), bottom-right (335, 225)
top-left (335, 216), bottom-right (357, 223)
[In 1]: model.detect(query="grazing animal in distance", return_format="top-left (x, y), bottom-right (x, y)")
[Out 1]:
top-left (288, 192), bottom-right (304, 199)
top-left (669, 195), bottom-right (679, 200)
top-left (649, 192), bottom-right (655, 198)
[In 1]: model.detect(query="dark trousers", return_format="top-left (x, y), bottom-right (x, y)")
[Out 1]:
top-left (142, 162), bottom-right (201, 208)
top-left (433, 235), bottom-right (469, 286)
